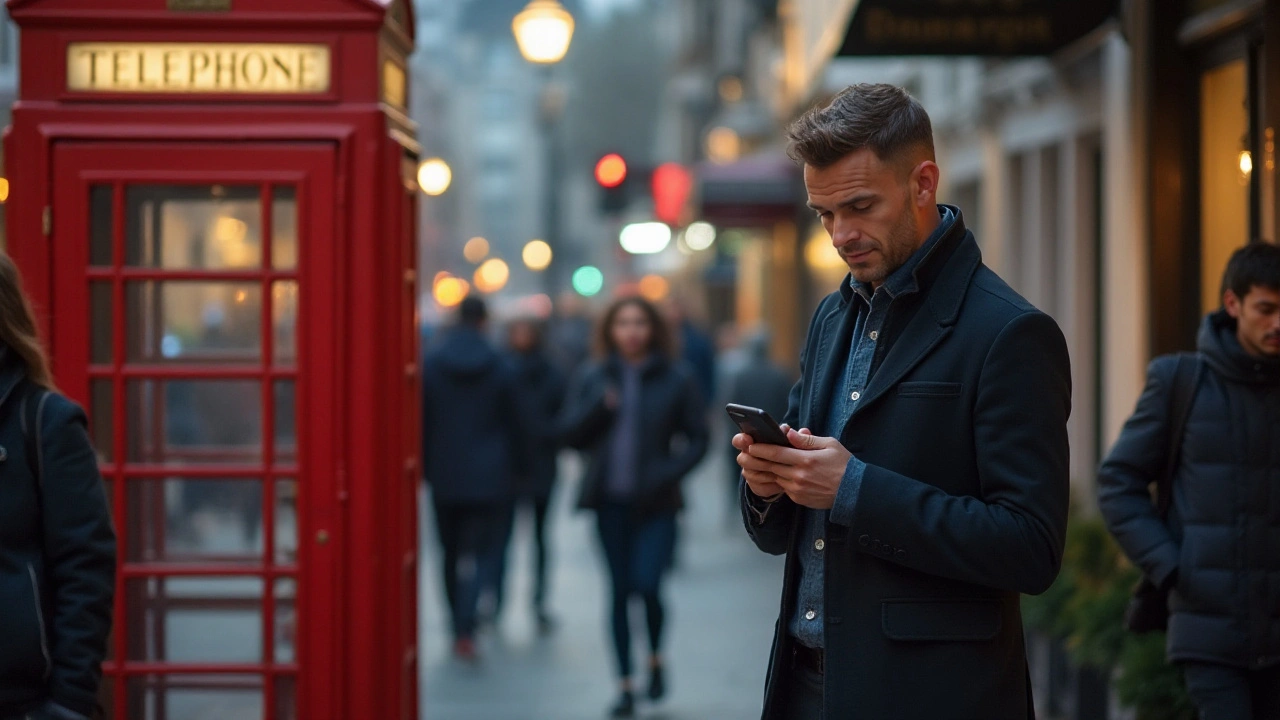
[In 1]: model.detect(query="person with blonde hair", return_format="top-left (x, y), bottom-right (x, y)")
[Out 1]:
top-left (0, 253), bottom-right (116, 720)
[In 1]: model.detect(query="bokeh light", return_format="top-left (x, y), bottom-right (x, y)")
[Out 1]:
top-left (638, 274), bottom-right (670, 302)
top-left (685, 221), bottom-right (717, 251)
top-left (595, 153), bottom-right (628, 188)
top-left (463, 237), bottom-right (490, 264)
top-left (474, 258), bottom-right (511, 293)
top-left (572, 266), bottom-right (605, 297)
top-left (619, 222), bottom-right (672, 255)
top-left (434, 276), bottom-right (470, 307)
top-left (522, 239), bottom-right (553, 271)
top-left (417, 158), bottom-right (453, 196)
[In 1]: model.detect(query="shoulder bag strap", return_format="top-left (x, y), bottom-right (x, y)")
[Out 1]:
top-left (1156, 353), bottom-right (1203, 518)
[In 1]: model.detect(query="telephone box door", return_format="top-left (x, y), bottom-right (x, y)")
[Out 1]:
top-left (50, 142), bottom-right (339, 720)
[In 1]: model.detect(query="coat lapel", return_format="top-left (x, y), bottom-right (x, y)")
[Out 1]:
top-left (804, 296), bottom-right (856, 433)
top-left (844, 226), bottom-right (983, 424)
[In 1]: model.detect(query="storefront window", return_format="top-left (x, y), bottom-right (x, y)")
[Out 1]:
top-left (1199, 59), bottom-right (1250, 313)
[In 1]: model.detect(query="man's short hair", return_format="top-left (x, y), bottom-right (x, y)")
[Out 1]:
top-left (459, 296), bottom-right (488, 327)
top-left (786, 83), bottom-right (935, 170)
top-left (1222, 241), bottom-right (1280, 300)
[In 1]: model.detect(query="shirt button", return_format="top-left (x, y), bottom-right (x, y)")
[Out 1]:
top-left (805, 610), bottom-right (816, 621)
top-left (869, 330), bottom-right (878, 341)
top-left (850, 391), bottom-right (861, 401)
top-left (814, 539), bottom-right (825, 551)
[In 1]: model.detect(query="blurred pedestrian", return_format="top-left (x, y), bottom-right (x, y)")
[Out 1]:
top-left (422, 296), bottom-right (523, 662)
top-left (493, 317), bottom-right (567, 633)
top-left (663, 299), bottom-right (716, 408)
top-left (737, 84), bottom-right (1070, 719)
top-left (560, 297), bottom-right (709, 718)
top-left (1099, 242), bottom-right (1280, 720)
top-left (0, 253), bottom-right (116, 720)
top-left (547, 291), bottom-right (594, 376)
top-left (722, 326), bottom-right (791, 524)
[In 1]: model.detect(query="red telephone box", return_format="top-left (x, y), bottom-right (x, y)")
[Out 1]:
top-left (5, 1), bottom-right (421, 718)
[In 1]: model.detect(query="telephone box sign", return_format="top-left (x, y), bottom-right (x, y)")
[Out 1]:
top-left (66, 42), bottom-right (331, 93)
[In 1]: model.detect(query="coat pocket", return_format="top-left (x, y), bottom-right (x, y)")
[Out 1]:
top-left (881, 599), bottom-right (1002, 641)
top-left (896, 381), bottom-right (963, 398)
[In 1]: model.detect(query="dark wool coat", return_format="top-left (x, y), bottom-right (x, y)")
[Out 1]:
top-left (745, 211), bottom-right (1071, 720)
top-left (0, 354), bottom-right (116, 718)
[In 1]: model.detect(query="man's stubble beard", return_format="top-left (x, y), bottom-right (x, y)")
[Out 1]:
top-left (848, 208), bottom-right (920, 286)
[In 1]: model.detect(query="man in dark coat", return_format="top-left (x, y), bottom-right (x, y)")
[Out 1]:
top-left (422, 297), bottom-right (523, 661)
top-left (734, 84), bottom-right (1071, 720)
top-left (1098, 243), bottom-right (1280, 719)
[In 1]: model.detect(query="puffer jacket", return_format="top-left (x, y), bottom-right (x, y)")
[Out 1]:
top-left (0, 352), bottom-right (116, 717)
top-left (1099, 310), bottom-right (1280, 669)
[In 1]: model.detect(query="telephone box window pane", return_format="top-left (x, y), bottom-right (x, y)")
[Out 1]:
top-left (126, 185), bottom-right (262, 269)
top-left (125, 577), bottom-right (264, 663)
top-left (127, 282), bottom-right (262, 363)
top-left (90, 379), bottom-right (114, 463)
top-left (272, 186), bottom-right (298, 270)
top-left (90, 282), bottom-right (114, 365)
top-left (125, 479), bottom-right (263, 564)
top-left (274, 381), bottom-right (296, 464)
top-left (127, 380), bottom-right (263, 465)
top-left (90, 185), bottom-right (114, 267)
top-left (274, 577), bottom-right (296, 663)
top-left (275, 479), bottom-right (298, 566)
top-left (272, 281), bottom-right (298, 365)
top-left (125, 674), bottom-right (263, 720)
top-left (275, 675), bottom-right (297, 720)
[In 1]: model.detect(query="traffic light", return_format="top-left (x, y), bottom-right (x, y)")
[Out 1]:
top-left (595, 153), bottom-right (630, 214)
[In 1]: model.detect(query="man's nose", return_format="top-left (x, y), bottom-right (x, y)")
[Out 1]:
top-left (831, 219), bottom-right (860, 247)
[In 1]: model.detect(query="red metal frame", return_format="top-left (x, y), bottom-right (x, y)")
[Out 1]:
top-left (52, 143), bottom-right (333, 719)
top-left (8, 3), bottom-right (422, 717)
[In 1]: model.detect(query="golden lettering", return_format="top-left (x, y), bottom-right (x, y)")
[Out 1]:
top-left (67, 43), bottom-right (332, 94)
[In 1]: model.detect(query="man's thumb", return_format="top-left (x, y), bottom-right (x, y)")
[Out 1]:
top-left (788, 427), bottom-right (821, 449)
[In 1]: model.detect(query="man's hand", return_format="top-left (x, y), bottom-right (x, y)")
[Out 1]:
top-left (743, 427), bottom-right (852, 510)
top-left (734, 427), bottom-right (788, 499)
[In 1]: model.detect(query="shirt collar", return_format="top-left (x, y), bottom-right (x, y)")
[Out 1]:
top-left (850, 205), bottom-right (956, 305)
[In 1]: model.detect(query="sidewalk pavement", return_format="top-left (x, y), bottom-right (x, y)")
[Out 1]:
top-left (419, 450), bottom-right (785, 720)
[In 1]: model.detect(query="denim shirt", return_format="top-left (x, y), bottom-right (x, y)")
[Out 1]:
top-left (787, 206), bottom-right (956, 649)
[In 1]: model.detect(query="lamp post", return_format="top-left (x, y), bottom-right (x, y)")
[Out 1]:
top-left (513, 0), bottom-right (574, 295)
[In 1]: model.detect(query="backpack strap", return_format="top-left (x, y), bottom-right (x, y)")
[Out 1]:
top-left (1156, 352), bottom-right (1203, 518)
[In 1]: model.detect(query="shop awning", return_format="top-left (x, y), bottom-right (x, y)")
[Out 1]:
top-left (698, 151), bottom-right (804, 229)
top-left (837, 0), bottom-right (1119, 57)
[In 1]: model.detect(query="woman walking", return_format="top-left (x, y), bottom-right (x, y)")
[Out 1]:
top-left (0, 253), bottom-right (116, 720)
top-left (560, 297), bottom-right (708, 718)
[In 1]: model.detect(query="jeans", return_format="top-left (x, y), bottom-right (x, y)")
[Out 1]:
top-left (781, 659), bottom-right (824, 720)
top-left (1183, 662), bottom-right (1280, 720)
top-left (595, 504), bottom-right (676, 679)
top-left (433, 499), bottom-right (507, 640)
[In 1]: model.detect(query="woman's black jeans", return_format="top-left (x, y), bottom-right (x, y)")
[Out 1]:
top-left (595, 503), bottom-right (676, 679)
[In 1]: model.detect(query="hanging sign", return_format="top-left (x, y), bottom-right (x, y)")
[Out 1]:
top-left (66, 43), bottom-right (332, 94)
top-left (838, 0), bottom-right (1119, 56)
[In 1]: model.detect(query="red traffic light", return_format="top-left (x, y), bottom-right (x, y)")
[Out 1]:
top-left (651, 162), bottom-right (692, 225)
top-left (595, 153), bottom-right (628, 188)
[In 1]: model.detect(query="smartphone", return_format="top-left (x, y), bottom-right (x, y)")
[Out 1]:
top-left (725, 403), bottom-right (791, 446)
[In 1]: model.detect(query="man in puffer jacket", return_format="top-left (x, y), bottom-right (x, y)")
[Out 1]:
top-left (1099, 242), bottom-right (1280, 719)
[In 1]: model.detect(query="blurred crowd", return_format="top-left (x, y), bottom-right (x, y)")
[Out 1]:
top-left (419, 291), bottom-right (792, 717)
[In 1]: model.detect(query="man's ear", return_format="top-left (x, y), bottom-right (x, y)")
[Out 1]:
top-left (911, 161), bottom-right (940, 208)
top-left (1224, 288), bottom-right (1243, 318)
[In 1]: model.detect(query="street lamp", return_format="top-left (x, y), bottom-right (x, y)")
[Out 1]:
top-left (512, 0), bottom-right (575, 65)
top-left (417, 158), bottom-right (452, 196)
top-left (513, 0), bottom-right (573, 297)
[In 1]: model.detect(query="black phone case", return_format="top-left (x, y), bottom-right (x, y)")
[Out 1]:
top-left (725, 404), bottom-right (790, 445)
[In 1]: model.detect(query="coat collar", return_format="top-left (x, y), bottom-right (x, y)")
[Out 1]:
top-left (810, 207), bottom-right (982, 429)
